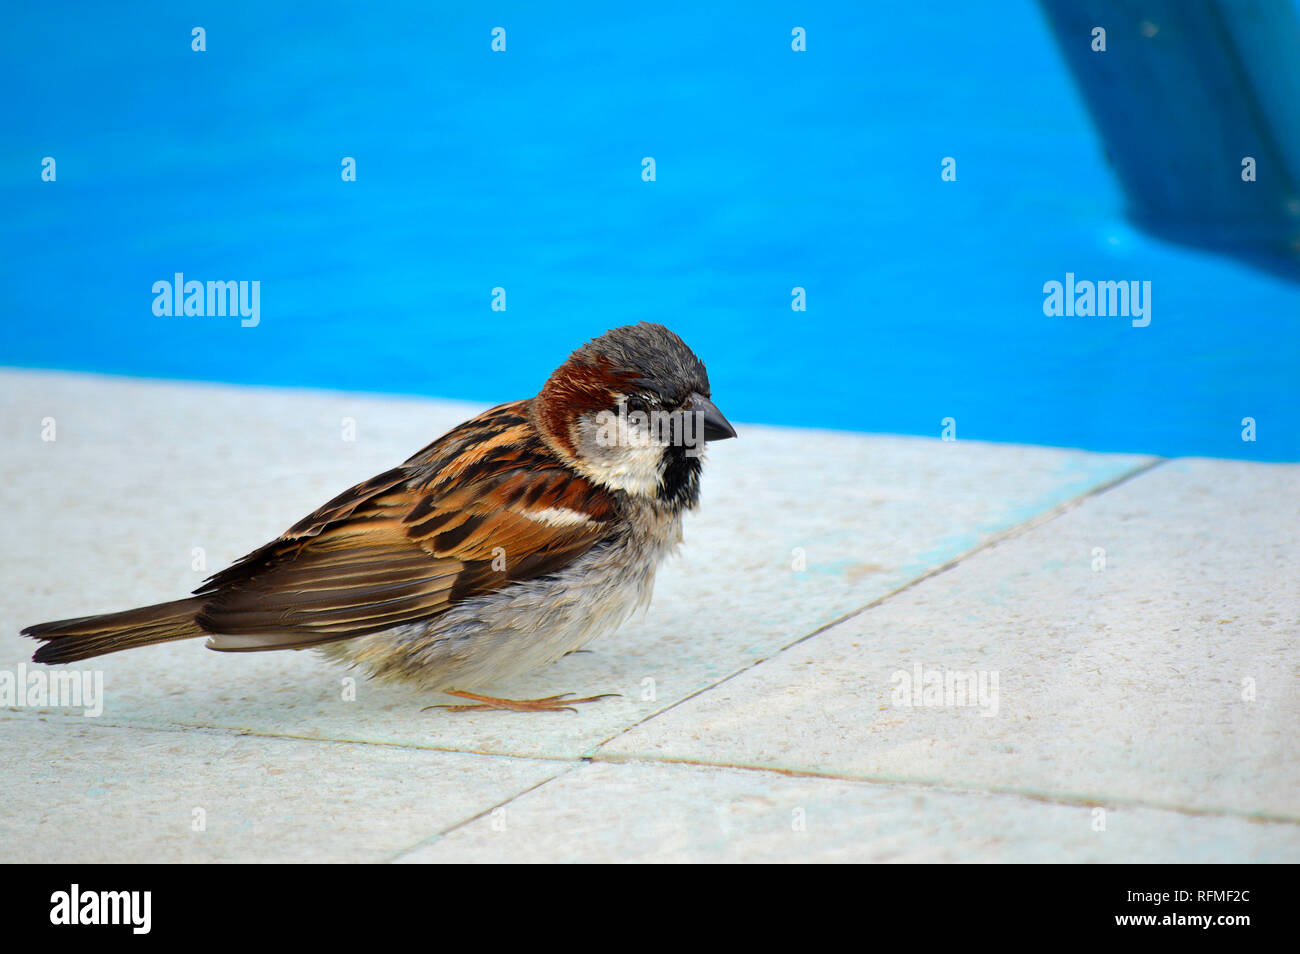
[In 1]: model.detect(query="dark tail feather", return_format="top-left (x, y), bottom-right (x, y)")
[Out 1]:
top-left (24, 598), bottom-right (207, 664)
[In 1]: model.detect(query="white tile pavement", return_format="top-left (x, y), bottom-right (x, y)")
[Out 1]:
top-left (600, 459), bottom-right (1300, 824)
top-left (2, 370), bottom-right (1292, 862)
top-left (397, 760), bottom-right (1295, 864)
top-left (0, 718), bottom-right (559, 864)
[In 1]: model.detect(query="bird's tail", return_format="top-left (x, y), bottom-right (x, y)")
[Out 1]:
top-left (23, 597), bottom-right (207, 664)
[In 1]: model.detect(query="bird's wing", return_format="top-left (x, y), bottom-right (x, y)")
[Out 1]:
top-left (195, 400), bottom-right (619, 651)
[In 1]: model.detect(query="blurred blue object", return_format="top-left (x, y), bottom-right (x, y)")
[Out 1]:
top-left (2, 1), bottom-right (1297, 461)
top-left (1039, 0), bottom-right (1300, 281)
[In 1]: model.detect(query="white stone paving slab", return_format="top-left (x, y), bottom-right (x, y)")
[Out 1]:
top-left (0, 716), bottom-right (560, 863)
top-left (397, 760), bottom-right (1298, 863)
top-left (0, 370), bottom-right (1152, 760)
top-left (601, 459), bottom-right (1300, 823)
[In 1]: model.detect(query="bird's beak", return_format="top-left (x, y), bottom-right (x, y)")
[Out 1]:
top-left (691, 393), bottom-right (737, 442)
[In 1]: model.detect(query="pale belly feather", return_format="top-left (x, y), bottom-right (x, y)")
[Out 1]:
top-left (317, 507), bottom-right (683, 691)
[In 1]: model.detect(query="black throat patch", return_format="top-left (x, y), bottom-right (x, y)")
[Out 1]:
top-left (658, 444), bottom-right (703, 510)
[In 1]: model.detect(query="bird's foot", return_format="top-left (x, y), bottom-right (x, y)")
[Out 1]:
top-left (425, 690), bottom-right (619, 714)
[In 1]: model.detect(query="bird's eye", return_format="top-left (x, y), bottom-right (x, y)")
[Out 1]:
top-left (624, 396), bottom-right (649, 414)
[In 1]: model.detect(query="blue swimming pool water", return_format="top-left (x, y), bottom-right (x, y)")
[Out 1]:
top-left (3, 2), bottom-right (1298, 461)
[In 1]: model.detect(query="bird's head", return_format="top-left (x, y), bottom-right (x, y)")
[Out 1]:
top-left (533, 322), bottom-right (736, 508)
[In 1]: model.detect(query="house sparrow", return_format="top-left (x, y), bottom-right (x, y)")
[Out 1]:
top-left (23, 322), bottom-right (735, 712)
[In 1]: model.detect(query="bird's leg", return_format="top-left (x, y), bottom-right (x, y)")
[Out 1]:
top-left (425, 690), bottom-right (619, 714)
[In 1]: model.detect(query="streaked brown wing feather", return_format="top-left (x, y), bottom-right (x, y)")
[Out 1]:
top-left (194, 400), bottom-right (617, 651)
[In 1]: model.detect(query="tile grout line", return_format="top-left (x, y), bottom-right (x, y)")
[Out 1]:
top-left (381, 761), bottom-right (588, 863)
top-left (584, 455), bottom-right (1170, 755)
top-left (0, 712), bottom-right (592, 765)
top-left (587, 751), bottom-right (1300, 827)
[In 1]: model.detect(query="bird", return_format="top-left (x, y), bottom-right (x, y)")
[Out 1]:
top-left (23, 322), bottom-right (736, 713)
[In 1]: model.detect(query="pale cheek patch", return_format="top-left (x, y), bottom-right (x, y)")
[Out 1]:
top-left (578, 444), bottom-right (663, 497)
top-left (572, 414), bottom-right (665, 497)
